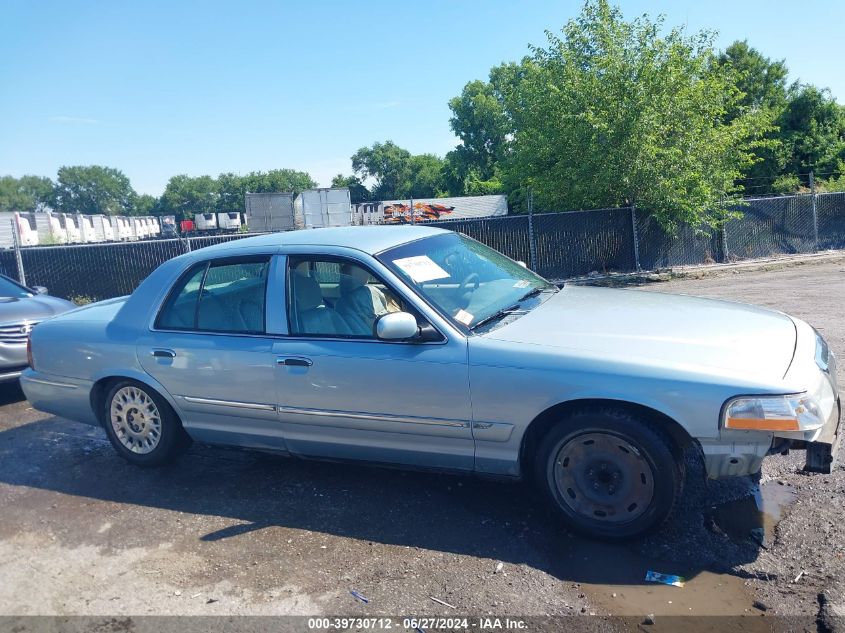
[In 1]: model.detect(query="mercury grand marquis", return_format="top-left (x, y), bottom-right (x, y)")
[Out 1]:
top-left (21, 226), bottom-right (840, 539)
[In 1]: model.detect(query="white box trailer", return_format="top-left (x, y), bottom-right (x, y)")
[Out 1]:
top-left (147, 217), bottom-right (161, 237)
top-left (351, 202), bottom-right (385, 225)
top-left (244, 192), bottom-right (296, 232)
top-left (33, 212), bottom-right (68, 244)
top-left (294, 188), bottom-right (352, 229)
top-left (195, 212), bottom-right (218, 231)
top-left (217, 212), bottom-right (242, 231)
top-left (61, 214), bottom-right (82, 242)
top-left (0, 212), bottom-right (39, 248)
top-left (86, 215), bottom-right (115, 242)
top-left (76, 214), bottom-right (98, 242)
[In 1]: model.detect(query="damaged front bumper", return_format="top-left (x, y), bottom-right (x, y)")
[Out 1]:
top-left (798, 396), bottom-right (840, 473)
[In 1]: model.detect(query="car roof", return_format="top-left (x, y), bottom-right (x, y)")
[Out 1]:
top-left (194, 225), bottom-right (450, 256)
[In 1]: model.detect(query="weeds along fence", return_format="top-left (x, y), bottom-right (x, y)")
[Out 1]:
top-left (0, 192), bottom-right (843, 301)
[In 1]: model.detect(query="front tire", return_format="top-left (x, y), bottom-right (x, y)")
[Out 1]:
top-left (102, 379), bottom-right (191, 467)
top-left (534, 408), bottom-right (683, 540)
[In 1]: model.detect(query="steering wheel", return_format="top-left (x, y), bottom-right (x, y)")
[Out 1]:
top-left (458, 272), bottom-right (480, 308)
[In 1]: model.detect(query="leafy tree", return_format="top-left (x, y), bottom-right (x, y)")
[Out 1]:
top-left (718, 41), bottom-right (788, 115)
top-left (446, 79), bottom-right (511, 191)
top-left (778, 84), bottom-right (845, 176)
top-left (491, 0), bottom-right (770, 227)
top-left (351, 141), bottom-right (413, 200)
top-left (53, 165), bottom-right (136, 215)
top-left (131, 193), bottom-right (159, 216)
top-left (351, 141), bottom-right (447, 200)
top-left (716, 41), bottom-right (791, 184)
top-left (216, 172), bottom-right (248, 215)
top-left (158, 174), bottom-right (218, 221)
top-left (405, 154), bottom-right (447, 199)
top-left (242, 169), bottom-right (316, 196)
top-left (0, 175), bottom-right (54, 212)
top-left (331, 174), bottom-right (371, 203)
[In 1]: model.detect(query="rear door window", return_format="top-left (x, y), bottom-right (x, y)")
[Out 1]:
top-left (156, 257), bottom-right (270, 334)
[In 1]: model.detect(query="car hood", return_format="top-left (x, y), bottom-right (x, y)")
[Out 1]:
top-left (482, 286), bottom-right (796, 381)
top-left (0, 295), bottom-right (76, 324)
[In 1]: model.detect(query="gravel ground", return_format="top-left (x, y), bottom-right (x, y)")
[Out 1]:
top-left (0, 258), bottom-right (842, 632)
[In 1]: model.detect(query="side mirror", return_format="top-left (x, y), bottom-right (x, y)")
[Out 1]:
top-left (375, 312), bottom-right (420, 341)
top-left (32, 286), bottom-right (48, 295)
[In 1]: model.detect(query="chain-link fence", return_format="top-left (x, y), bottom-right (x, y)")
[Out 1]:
top-left (1, 191), bottom-right (844, 300)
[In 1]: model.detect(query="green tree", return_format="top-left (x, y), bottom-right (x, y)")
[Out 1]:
top-left (446, 79), bottom-right (511, 192)
top-left (158, 174), bottom-right (218, 221)
top-left (406, 154), bottom-right (447, 198)
top-left (718, 40), bottom-right (788, 115)
top-left (131, 193), bottom-right (159, 216)
top-left (216, 172), bottom-right (248, 215)
top-left (778, 84), bottom-right (845, 176)
top-left (330, 174), bottom-right (371, 203)
top-left (351, 141), bottom-right (413, 200)
top-left (53, 166), bottom-right (136, 215)
top-left (717, 40), bottom-right (790, 184)
top-left (493, 0), bottom-right (770, 227)
top-left (242, 169), bottom-right (316, 196)
top-left (351, 141), bottom-right (447, 200)
top-left (0, 175), bottom-right (54, 212)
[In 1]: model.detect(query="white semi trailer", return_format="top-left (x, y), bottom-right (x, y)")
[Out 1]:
top-left (294, 188), bottom-right (352, 229)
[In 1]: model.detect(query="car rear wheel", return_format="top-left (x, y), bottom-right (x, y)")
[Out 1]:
top-left (102, 379), bottom-right (191, 466)
top-left (535, 409), bottom-right (683, 540)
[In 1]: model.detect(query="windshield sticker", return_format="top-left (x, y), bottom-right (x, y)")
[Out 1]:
top-left (513, 279), bottom-right (531, 289)
top-left (393, 255), bottom-right (450, 283)
top-left (454, 309), bottom-right (474, 325)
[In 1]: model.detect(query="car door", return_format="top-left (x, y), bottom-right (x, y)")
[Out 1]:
top-left (137, 254), bottom-right (288, 451)
top-left (272, 253), bottom-right (475, 471)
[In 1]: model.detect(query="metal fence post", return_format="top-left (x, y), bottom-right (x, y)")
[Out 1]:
top-left (527, 189), bottom-right (538, 271)
top-left (810, 170), bottom-right (820, 251)
top-left (630, 204), bottom-right (641, 271)
top-left (409, 197), bottom-right (415, 225)
top-left (10, 219), bottom-right (26, 286)
top-left (719, 194), bottom-right (730, 262)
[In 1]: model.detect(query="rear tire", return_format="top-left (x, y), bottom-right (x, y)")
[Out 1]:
top-left (534, 408), bottom-right (683, 540)
top-left (102, 379), bottom-right (191, 467)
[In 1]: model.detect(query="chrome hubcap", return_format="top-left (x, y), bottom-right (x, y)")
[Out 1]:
top-left (110, 386), bottom-right (162, 454)
top-left (553, 432), bottom-right (655, 524)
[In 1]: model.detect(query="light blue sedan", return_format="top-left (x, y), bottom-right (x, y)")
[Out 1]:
top-left (21, 226), bottom-right (840, 539)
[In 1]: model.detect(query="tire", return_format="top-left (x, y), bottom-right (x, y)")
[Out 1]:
top-left (102, 379), bottom-right (191, 467)
top-left (534, 408), bottom-right (683, 540)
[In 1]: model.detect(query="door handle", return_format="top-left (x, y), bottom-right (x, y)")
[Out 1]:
top-left (151, 349), bottom-right (176, 359)
top-left (277, 356), bottom-right (313, 367)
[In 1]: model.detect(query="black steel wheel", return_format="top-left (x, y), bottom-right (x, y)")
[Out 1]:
top-left (535, 408), bottom-right (683, 540)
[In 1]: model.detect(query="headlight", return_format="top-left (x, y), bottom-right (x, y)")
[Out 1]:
top-left (724, 393), bottom-right (825, 432)
top-left (814, 329), bottom-right (830, 373)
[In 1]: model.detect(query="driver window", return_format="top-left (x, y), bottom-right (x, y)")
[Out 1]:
top-left (287, 257), bottom-right (404, 338)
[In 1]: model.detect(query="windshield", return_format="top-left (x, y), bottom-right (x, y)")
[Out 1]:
top-left (0, 276), bottom-right (33, 299)
top-left (378, 233), bottom-right (555, 330)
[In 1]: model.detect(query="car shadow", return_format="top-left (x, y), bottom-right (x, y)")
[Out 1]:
top-left (0, 416), bottom-right (765, 588)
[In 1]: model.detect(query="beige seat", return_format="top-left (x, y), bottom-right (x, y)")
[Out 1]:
top-left (335, 265), bottom-right (391, 336)
top-left (289, 272), bottom-right (352, 336)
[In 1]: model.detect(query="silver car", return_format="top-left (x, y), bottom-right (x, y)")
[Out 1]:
top-left (21, 227), bottom-right (840, 539)
top-left (0, 274), bottom-right (75, 382)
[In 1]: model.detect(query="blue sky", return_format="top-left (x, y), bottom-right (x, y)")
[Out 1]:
top-left (1, 0), bottom-right (843, 195)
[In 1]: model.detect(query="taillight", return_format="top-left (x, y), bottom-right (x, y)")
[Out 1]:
top-left (26, 335), bottom-right (34, 370)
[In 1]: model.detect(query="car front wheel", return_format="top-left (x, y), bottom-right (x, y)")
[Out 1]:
top-left (103, 379), bottom-right (191, 466)
top-left (535, 409), bottom-right (683, 540)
